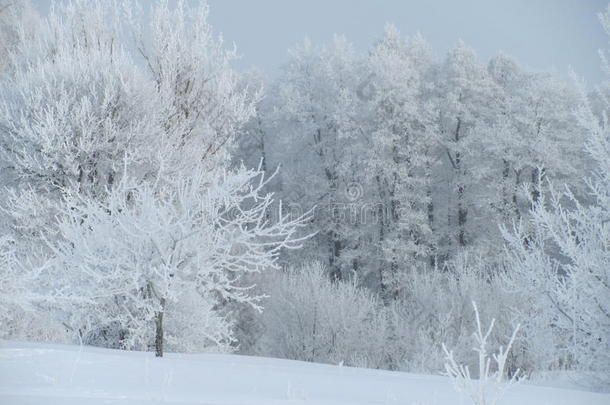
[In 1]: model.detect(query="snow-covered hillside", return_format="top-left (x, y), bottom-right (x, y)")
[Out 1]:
top-left (0, 341), bottom-right (607, 405)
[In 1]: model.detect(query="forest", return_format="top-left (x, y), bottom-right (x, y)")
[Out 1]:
top-left (0, 0), bottom-right (608, 395)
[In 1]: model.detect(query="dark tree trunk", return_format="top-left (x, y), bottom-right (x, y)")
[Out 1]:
top-left (314, 124), bottom-right (342, 282)
top-left (502, 159), bottom-right (510, 221)
top-left (454, 118), bottom-right (467, 247)
top-left (427, 190), bottom-right (435, 267)
top-left (513, 169), bottom-right (522, 221)
top-left (530, 167), bottom-right (545, 207)
top-left (329, 237), bottom-right (342, 281)
top-left (457, 182), bottom-right (467, 247)
top-left (154, 297), bottom-right (166, 358)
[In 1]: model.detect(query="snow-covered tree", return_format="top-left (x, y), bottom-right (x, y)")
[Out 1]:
top-left (0, 0), bottom-right (297, 355)
top-left (361, 26), bottom-right (436, 299)
top-left (124, 0), bottom-right (260, 177)
top-left (0, 234), bottom-right (69, 343)
top-left (430, 41), bottom-right (498, 256)
top-left (0, 0), bottom-right (38, 74)
top-left (43, 167), bottom-right (309, 356)
top-left (0, 236), bottom-right (30, 332)
top-left (476, 54), bottom-right (586, 258)
top-left (265, 27), bottom-right (440, 295)
top-left (0, 0), bottom-right (257, 198)
top-left (234, 70), bottom-right (271, 172)
top-left (502, 104), bottom-right (610, 386)
top-left (501, 7), bottom-right (610, 386)
top-left (269, 36), bottom-right (363, 280)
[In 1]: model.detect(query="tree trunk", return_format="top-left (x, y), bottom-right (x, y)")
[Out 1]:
top-left (329, 237), bottom-right (342, 281)
top-left (427, 191), bottom-right (436, 267)
top-left (457, 182), bottom-right (467, 247)
top-left (513, 169), bottom-right (521, 221)
top-left (530, 166), bottom-right (545, 207)
top-left (155, 297), bottom-right (166, 358)
top-left (502, 159), bottom-right (510, 221)
top-left (426, 156), bottom-right (436, 267)
top-left (454, 118), bottom-right (466, 247)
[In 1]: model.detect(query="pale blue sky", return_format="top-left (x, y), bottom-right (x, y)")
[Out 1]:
top-left (31, 0), bottom-right (607, 87)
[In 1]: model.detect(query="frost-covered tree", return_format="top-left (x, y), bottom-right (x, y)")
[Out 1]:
top-left (0, 0), bottom-right (38, 74)
top-left (362, 26), bottom-right (436, 299)
top-left (0, 233), bottom-right (69, 343)
top-left (0, 0), bottom-right (257, 199)
top-left (430, 41), bottom-right (498, 256)
top-left (0, 236), bottom-right (29, 331)
top-left (234, 70), bottom-right (270, 171)
top-left (1, 1), bottom-right (146, 197)
top-left (269, 36), bottom-right (363, 280)
top-left (263, 27), bottom-right (440, 294)
top-left (502, 100), bottom-right (608, 389)
top-left (0, 0), bottom-right (300, 355)
top-left (476, 54), bottom-right (586, 257)
top-left (124, 0), bottom-right (260, 177)
top-left (44, 167), bottom-right (309, 356)
top-left (500, 8), bottom-right (609, 386)
top-left (502, 102), bottom-right (610, 387)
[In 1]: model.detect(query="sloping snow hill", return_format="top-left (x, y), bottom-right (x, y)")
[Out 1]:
top-left (0, 341), bottom-right (607, 405)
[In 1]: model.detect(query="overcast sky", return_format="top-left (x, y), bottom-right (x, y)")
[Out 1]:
top-left (32, 0), bottom-right (607, 87)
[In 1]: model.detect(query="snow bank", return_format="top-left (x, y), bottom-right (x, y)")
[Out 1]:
top-left (0, 341), bottom-right (607, 405)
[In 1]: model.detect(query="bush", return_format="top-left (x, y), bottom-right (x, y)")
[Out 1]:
top-left (254, 262), bottom-right (390, 368)
top-left (389, 253), bottom-right (523, 374)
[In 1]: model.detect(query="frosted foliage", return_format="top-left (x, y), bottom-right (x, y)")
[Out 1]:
top-left (0, 0), bottom-right (304, 354)
top-left (255, 262), bottom-right (389, 368)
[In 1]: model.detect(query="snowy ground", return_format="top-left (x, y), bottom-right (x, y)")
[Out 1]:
top-left (0, 341), bottom-right (608, 405)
